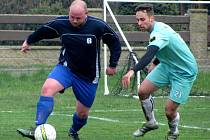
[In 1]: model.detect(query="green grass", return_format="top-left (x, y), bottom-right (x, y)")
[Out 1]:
top-left (0, 70), bottom-right (210, 140)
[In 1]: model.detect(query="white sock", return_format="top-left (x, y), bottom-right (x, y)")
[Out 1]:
top-left (168, 112), bottom-right (180, 134)
top-left (141, 95), bottom-right (156, 124)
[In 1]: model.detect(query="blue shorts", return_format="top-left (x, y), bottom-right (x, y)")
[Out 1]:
top-left (146, 63), bottom-right (197, 104)
top-left (48, 64), bottom-right (98, 108)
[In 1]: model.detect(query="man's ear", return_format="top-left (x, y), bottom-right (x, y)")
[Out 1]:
top-left (150, 16), bottom-right (154, 22)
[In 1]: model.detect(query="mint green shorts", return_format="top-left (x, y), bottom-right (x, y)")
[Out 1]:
top-left (146, 64), bottom-right (197, 104)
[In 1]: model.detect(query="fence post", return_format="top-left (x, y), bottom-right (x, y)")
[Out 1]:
top-left (189, 9), bottom-right (208, 70)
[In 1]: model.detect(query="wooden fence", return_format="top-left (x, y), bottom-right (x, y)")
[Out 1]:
top-left (0, 8), bottom-right (209, 72)
top-left (0, 15), bottom-right (190, 42)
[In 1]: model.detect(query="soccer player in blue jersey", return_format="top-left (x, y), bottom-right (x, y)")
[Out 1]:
top-left (17, 0), bottom-right (121, 140)
top-left (122, 4), bottom-right (197, 140)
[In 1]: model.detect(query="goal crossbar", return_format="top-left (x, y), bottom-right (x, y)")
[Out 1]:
top-left (105, 0), bottom-right (210, 4)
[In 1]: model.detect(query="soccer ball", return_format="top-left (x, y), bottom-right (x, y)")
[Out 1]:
top-left (34, 124), bottom-right (56, 140)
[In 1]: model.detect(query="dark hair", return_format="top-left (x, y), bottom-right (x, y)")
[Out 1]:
top-left (135, 4), bottom-right (154, 16)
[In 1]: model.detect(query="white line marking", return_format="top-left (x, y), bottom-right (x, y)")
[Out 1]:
top-left (127, 95), bottom-right (208, 100)
top-left (0, 110), bottom-right (25, 113)
top-left (51, 112), bottom-right (210, 131)
top-left (51, 112), bottom-right (120, 123)
top-left (91, 109), bottom-right (140, 112)
top-left (1, 110), bottom-right (210, 131)
top-left (181, 125), bottom-right (210, 131)
top-left (0, 111), bottom-right (13, 113)
top-left (88, 116), bottom-right (120, 122)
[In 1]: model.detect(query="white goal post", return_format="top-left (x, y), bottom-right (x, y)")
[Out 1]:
top-left (103, 0), bottom-right (210, 95)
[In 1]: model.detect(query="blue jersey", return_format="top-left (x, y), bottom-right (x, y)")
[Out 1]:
top-left (27, 16), bottom-right (121, 82)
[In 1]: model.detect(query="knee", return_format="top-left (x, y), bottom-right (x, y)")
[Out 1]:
top-left (77, 111), bottom-right (88, 119)
top-left (41, 84), bottom-right (54, 96)
top-left (138, 88), bottom-right (149, 100)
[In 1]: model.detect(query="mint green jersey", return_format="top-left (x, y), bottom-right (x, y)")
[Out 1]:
top-left (149, 22), bottom-right (198, 76)
top-left (146, 22), bottom-right (198, 104)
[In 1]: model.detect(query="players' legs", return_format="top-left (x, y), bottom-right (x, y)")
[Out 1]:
top-left (69, 73), bottom-right (98, 138)
top-left (133, 79), bottom-right (159, 137)
top-left (69, 101), bottom-right (90, 135)
top-left (165, 99), bottom-right (180, 138)
top-left (166, 75), bottom-right (196, 139)
top-left (133, 64), bottom-right (169, 137)
top-left (17, 64), bottom-right (70, 139)
top-left (138, 64), bottom-right (169, 123)
top-left (165, 96), bottom-right (180, 140)
top-left (36, 78), bottom-right (64, 126)
top-left (139, 64), bottom-right (169, 125)
top-left (138, 79), bottom-right (159, 124)
top-left (36, 64), bottom-right (74, 126)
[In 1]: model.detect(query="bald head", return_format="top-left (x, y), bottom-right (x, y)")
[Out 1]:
top-left (69, 0), bottom-right (87, 12)
top-left (69, 0), bottom-right (88, 28)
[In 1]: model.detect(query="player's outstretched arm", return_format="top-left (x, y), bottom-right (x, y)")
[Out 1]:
top-left (21, 40), bottom-right (31, 53)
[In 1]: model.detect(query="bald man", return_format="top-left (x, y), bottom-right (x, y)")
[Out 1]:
top-left (17, 0), bottom-right (121, 140)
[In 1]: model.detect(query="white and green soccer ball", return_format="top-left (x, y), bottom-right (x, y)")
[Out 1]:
top-left (34, 124), bottom-right (56, 140)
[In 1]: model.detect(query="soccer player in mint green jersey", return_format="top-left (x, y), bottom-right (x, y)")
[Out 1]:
top-left (122, 4), bottom-right (197, 140)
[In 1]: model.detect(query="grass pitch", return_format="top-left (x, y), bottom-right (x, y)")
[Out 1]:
top-left (0, 70), bottom-right (210, 140)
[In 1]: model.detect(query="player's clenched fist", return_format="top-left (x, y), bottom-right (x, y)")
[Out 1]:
top-left (106, 67), bottom-right (117, 76)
